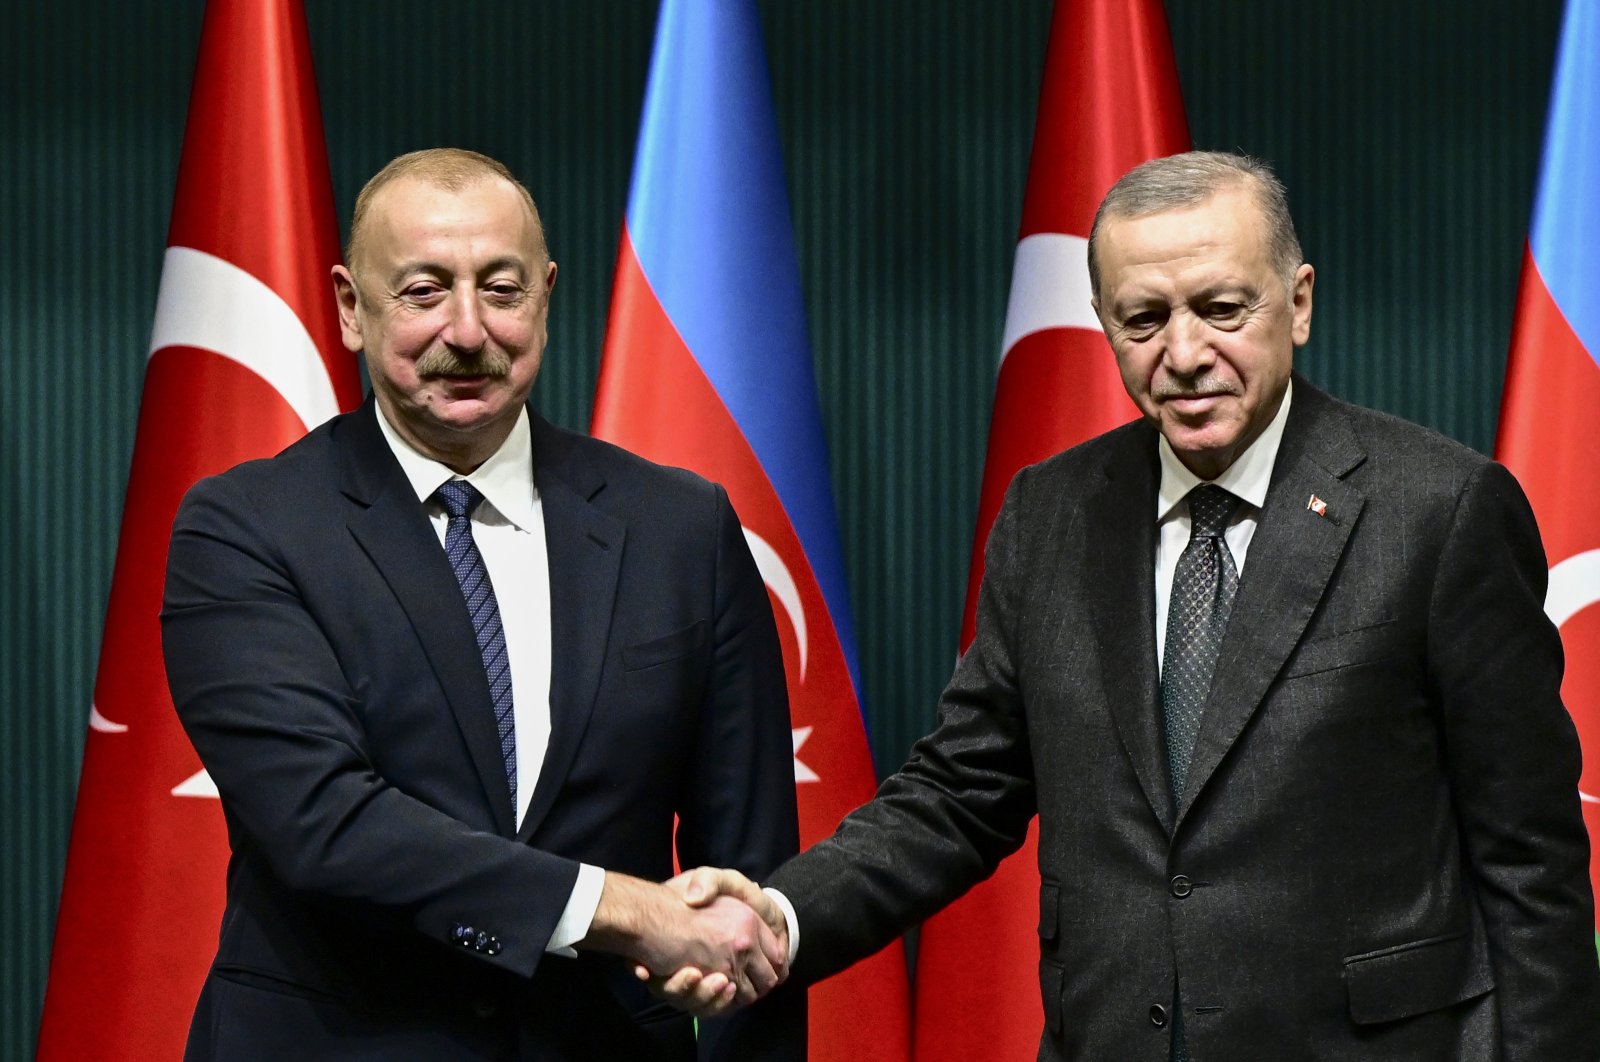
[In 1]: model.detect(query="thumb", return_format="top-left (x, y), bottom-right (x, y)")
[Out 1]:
top-left (664, 866), bottom-right (719, 905)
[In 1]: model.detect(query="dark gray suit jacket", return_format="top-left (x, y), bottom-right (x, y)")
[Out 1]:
top-left (771, 380), bottom-right (1600, 1060)
top-left (163, 400), bottom-right (803, 1061)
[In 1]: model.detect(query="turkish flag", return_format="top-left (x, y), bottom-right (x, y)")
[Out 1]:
top-left (912, 1), bottom-right (1188, 1058)
top-left (36, 2), bottom-right (359, 1057)
top-left (1494, 0), bottom-right (1600, 944)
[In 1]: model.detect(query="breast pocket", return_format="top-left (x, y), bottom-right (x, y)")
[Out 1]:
top-left (621, 620), bottom-right (708, 672)
top-left (1279, 617), bottom-right (1401, 680)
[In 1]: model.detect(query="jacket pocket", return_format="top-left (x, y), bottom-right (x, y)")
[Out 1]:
top-left (622, 621), bottom-right (708, 671)
top-left (1040, 958), bottom-right (1064, 1035)
top-left (213, 963), bottom-right (343, 1004)
top-left (1343, 928), bottom-right (1495, 1024)
top-left (1280, 617), bottom-right (1400, 680)
top-left (1038, 879), bottom-right (1060, 943)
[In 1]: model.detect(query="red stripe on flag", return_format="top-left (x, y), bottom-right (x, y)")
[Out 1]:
top-left (595, 231), bottom-right (912, 1061)
top-left (1496, 247), bottom-right (1600, 923)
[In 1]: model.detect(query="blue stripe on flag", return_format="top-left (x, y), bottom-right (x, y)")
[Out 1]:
top-left (1529, 0), bottom-right (1600, 367)
top-left (625, 0), bottom-right (862, 698)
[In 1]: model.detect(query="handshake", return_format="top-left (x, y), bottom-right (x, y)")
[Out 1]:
top-left (582, 866), bottom-right (789, 1018)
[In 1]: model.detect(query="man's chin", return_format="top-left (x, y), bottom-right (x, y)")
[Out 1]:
top-left (1162, 421), bottom-right (1246, 479)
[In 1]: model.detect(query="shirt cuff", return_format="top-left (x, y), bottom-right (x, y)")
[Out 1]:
top-left (546, 862), bottom-right (606, 956)
top-left (763, 886), bottom-right (800, 966)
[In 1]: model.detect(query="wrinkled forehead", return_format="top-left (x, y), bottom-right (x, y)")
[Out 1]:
top-left (1099, 191), bottom-right (1271, 280)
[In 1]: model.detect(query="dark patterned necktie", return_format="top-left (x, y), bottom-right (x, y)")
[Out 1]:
top-left (1161, 484), bottom-right (1242, 800)
top-left (435, 480), bottom-right (517, 809)
top-left (1160, 484), bottom-right (1241, 1062)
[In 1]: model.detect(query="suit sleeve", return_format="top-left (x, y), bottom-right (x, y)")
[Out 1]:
top-left (677, 486), bottom-right (806, 1061)
top-left (1428, 460), bottom-right (1600, 1057)
top-left (768, 471), bottom-right (1039, 985)
top-left (162, 473), bottom-right (579, 981)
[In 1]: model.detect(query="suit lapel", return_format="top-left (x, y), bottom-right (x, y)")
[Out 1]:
top-left (1176, 384), bottom-right (1367, 825)
top-left (518, 415), bottom-right (624, 841)
top-left (1084, 426), bottom-right (1173, 833)
top-left (337, 402), bottom-right (518, 836)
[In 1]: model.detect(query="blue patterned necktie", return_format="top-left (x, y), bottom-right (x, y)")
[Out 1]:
top-left (1160, 483), bottom-right (1242, 1062)
top-left (435, 480), bottom-right (517, 810)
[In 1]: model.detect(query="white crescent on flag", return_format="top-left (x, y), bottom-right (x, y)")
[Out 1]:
top-left (1545, 548), bottom-right (1600, 805)
top-left (741, 527), bottom-right (808, 680)
top-left (998, 233), bottom-right (1100, 362)
top-left (149, 246), bottom-right (340, 434)
top-left (89, 248), bottom-right (340, 742)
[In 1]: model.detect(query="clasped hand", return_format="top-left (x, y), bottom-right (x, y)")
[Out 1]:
top-left (630, 867), bottom-right (787, 1018)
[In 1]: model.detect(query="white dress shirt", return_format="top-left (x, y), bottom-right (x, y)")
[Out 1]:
top-left (1154, 381), bottom-right (1293, 673)
top-left (375, 405), bottom-right (603, 954)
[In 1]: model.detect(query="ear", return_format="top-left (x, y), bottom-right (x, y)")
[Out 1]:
top-left (544, 259), bottom-right (558, 296)
top-left (1290, 263), bottom-right (1315, 347)
top-left (331, 264), bottom-right (364, 353)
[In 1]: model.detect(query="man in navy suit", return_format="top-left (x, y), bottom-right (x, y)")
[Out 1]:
top-left (665, 152), bottom-right (1600, 1060)
top-left (163, 148), bottom-right (802, 1060)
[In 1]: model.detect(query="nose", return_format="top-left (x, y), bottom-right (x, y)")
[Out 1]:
top-left (441, 288), bottom-right (487, 352)
top-left (1161, 311), bottom-right (1213, 378)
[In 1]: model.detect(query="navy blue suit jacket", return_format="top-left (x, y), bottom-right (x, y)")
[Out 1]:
top-left (163, 400), bottom-right (803, 1060)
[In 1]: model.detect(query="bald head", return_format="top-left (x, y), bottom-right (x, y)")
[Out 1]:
top-left (345, 148), bottom-right (548, 281)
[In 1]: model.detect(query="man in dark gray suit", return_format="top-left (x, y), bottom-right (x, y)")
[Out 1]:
top-left (662, 152), bottom-right (1600, 1060)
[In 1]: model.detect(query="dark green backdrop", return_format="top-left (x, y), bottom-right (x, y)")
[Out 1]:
top-left (0, 1), bottom-right (1564, 1056)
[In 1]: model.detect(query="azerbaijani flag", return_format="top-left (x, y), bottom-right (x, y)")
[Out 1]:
top-left (1494, 0), bottom-right (1600, 950)
top-left (590, 1), bottom-right (912, 1058)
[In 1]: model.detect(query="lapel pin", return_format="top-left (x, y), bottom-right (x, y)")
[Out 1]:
top-left (1306, 494), bottom-right (1328, 517)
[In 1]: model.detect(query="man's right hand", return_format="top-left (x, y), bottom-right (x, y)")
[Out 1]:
top-left (633, 867), bottom-right (790, 1016)
top-left (579, 872), bottom-right (786, 1015)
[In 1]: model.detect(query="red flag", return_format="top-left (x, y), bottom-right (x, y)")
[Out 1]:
top-left (36, 2), bottom-right (359, 1057)
top-left (1494, 0), bottom-right (1600, 948)
top-left (912, 1), bottom-right (1188, 1058)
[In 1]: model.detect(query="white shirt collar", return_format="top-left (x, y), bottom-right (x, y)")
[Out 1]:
top-left (373, 403), bottom-right (540, 530)
top-left (1156, 379), bottom-right (1293, 521)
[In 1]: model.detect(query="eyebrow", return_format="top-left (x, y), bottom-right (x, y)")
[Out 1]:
top-left (384, 256), bottom-right (532, 289)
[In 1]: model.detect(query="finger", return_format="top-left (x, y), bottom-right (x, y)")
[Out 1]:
top-left (639, 965), bottom-right (736, 1020)
top-left (662, 866), bottom-right (722, 906)
top-left (736, 948), bottom-right (781, 1003)
top-left (638, 965), bottom-right (700, 996)
top-left (752, 917), bottom-right (788, 980)
top-left (684, 971), bottom-right (738, 1018)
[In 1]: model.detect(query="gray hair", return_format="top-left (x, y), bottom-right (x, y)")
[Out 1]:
top-left (1087, 151), bottom-right (1302, 299)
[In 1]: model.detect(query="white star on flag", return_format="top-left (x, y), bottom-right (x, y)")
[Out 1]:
top-left (792, 726), bottom-right (819, 783)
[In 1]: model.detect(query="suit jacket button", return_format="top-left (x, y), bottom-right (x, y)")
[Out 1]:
top-left (475, 931), bottom-right (491, 951)
top-left (1170, 874), bottom-right (1193, 898)
top-left (470, 998), bottom-right (498, 1019)
top-left (454, 925), bottom-right (475, 945)
top-left (485, 939), bottom-right (502, 956)
top-left (1149, 1003), bottom-right (1169, 1028)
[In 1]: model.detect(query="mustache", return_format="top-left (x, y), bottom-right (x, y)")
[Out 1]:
top-left (414, 346), bottom-right (511, 379)
top-left (1152, 376), bottom-right (1240, 401)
